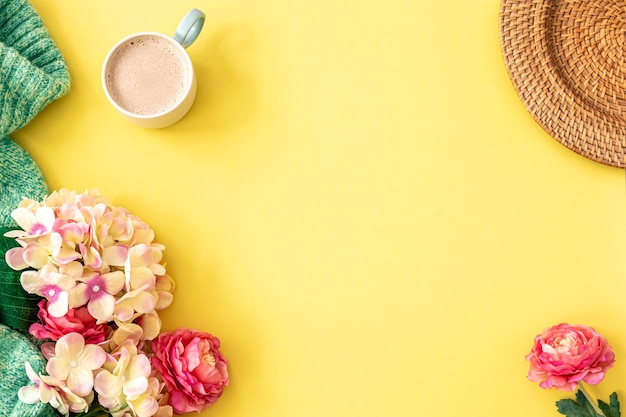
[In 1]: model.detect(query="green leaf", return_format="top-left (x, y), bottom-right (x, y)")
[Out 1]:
top-left (0, 228), bottom-right (40, 332)
top-left (556, 398), bottom-right (590, 417)
top-left (576, 389), bottom-right (602, 417)
top-left (598, 392), bottom-right (621, 417)
top-left (555, 389), bottom-right (613, 417)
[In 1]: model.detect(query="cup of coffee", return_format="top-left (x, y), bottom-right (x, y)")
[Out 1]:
top-left (102, 9), bottom-right (205, 128)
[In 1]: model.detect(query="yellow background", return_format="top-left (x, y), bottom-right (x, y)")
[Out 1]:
top-left (13, 0), bottom-right (626, 416)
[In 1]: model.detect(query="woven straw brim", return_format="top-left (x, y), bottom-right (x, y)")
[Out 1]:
top-left (500, 0), bottom-right (626, 168)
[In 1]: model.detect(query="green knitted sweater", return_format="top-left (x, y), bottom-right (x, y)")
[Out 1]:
top-left (0, 1), bottom-right (70, 415)
top-left (0, 0), bottom-right (68, 333)
top-left (0, 324), bottom-right (58, 417)
top-left (0, 0), bottom-right (70, 137)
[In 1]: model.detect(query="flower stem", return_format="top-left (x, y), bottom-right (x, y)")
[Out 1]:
top-left (578, 382), bottom-right (606, 417)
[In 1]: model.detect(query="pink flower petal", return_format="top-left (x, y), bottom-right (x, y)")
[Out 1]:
top-left (94, 371), bottom-right (123, 398)
top-left (11, 207), bottom-right (37, 232)
top-left (46, 356), bottom-right (70, 380)
top-left (48, 291), bottom-right (70, 317)
top-left (20, 271), bottom-right (42, 294)
top-left (56, 333), bottom-right (86, 359)
top-left (103, 271), bottom-right (125, 295)
top-left (5, 247), bottom-right (28, 270)
top-left (18, 386), bottom-right (41, 404)
top-left (102, 245), bottom-right (128, 267)
top-left (123, 375), bottom-right (149, 398)
top-left (87, 292), bottom-right (116, 322)
top-left (23, 244), bottom-right (51, 269)
top-left (131, 396), bottom-right (159, 417)
top-left (66, 367), bottom-right (95, 397)
top-left (68, 283), bottom-right (90, 308)
top-left (80, 344), bottom-right (107, 370)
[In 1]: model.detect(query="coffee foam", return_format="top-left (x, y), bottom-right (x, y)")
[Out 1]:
top-left (105, 35), bottom-right (189, 116)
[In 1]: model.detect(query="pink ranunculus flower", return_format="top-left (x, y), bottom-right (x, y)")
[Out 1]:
top-left (150, 328), bottom-right (229, 414)
top-left (29, 300), bottom-right (109, 344)
top-left (526, 323), bottom-right (615, 391)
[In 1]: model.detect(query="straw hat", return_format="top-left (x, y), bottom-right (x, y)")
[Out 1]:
top-left (500, 0), bottom-right (626, 168)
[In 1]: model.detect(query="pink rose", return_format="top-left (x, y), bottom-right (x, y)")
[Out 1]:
top-left (28, 300), bottom-right (108, 344)
top-left (526, 323), bottom-right (615, 391)
top-left (150, 328), bottom-right (229, 414)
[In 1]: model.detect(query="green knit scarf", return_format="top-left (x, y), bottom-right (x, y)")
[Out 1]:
top-left (0, 136), bottom-right (48, 331)
top-left (0, 1), bottom-right (70, 415)
top-left (0, 0), bottom-right (70, 136)
top-left (0, 324), bottom-right (57, 417)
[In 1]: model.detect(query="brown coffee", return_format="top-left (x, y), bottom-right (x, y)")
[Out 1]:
top-left (105, 35), bottom-right (188, 115)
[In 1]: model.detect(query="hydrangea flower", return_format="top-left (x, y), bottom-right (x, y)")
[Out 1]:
top-left (94, 341), bottom-right (156, 416)
top-left (6, 189), bottom-right (228, 416)
top-left (45, 333), bottom-right (106, 397)
top-left (70, 270), bottom-right (125, 322)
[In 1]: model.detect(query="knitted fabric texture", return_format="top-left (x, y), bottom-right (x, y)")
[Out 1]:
top-left (0, 137), bottom-right (48, 331)
top-left (0, 136), bottom-right (48, 227)
top-left (0, 0), bottom-right (70, 136)
top-left (0, 324), bottom-right (57, 417)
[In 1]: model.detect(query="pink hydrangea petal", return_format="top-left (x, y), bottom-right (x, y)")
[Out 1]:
top-left (137, 311), bottom-right (161, 341)
top-left (133, 228), bottom-right (155, 245)
top-left (24, 362), bottom-right (40, 382)
top-left (47, 239), bottom-right (80, 265)
top-left (66, 367), bottom-right (95, 397)
top-left (20, 271), bottom-right (42, 294)
top-left (87, 292), bottom-right (116, 322)
top-left (103, 271), bottom-right (125, 294)
top-left (46, 356), bottom-right (71, 380)
top-left (18, 386), bottom-right (41, 404)
top-left (56, 333), bottom-right (86, 359)
top-left (94, 371), bottom-right (123, 398)
top-left (5, 247), bottom-right (28, 270)
top-left (68, 283), bottom-right (90, 308)
top-left (155, 291), bottom-right (173, 310)
top-left (48, 291), bottom-right (70, 317)
top-left (128, 266), bottom-right (156, 291)
top-left (34, 207), bottom-right (55, 233)
top-left (102, 245), bottom-right (128, 267)
top-left (79, 344), bottom-right (107, 370)
top-left (129, 354), bottom-right (152, 380)
top-left (133, 292), bottom-right (156, 314)
top-left (131, 396), bottom-right (159, 417)
top-left (129, 244), bottom-right (153, 265)
top-left (123, 376), bottom-right (149, 398)
top-left (114, 301), bottom-right (134, 322)
top-left (112, 321), bottom-right (144, 346)
top-left (58, 222), bottom-right (88, 244)
top-left (150, 263), bottom-right (166, 276)
top-left (81, 245), bottom-right (102, 270)
top-left (41, 342), bottom-right (56, 360)
top-left (23, 245), bottom-right (51, 269)
top-left (11, 207), bottom-right (37, 232)
top-left (3, 228), bottom-right (27, 238)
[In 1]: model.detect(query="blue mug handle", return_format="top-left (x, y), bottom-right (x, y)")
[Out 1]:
top-left (173, 9), bottom-right (205, 48)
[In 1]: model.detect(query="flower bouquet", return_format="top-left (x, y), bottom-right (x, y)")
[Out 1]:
top-left (526, 323), bottom-right (619, 417)
top-left (3, 189), bottom-right (229, 416)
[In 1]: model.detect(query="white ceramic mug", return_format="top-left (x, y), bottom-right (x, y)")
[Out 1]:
top-left (102, 9), bottom-right (205, 128)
